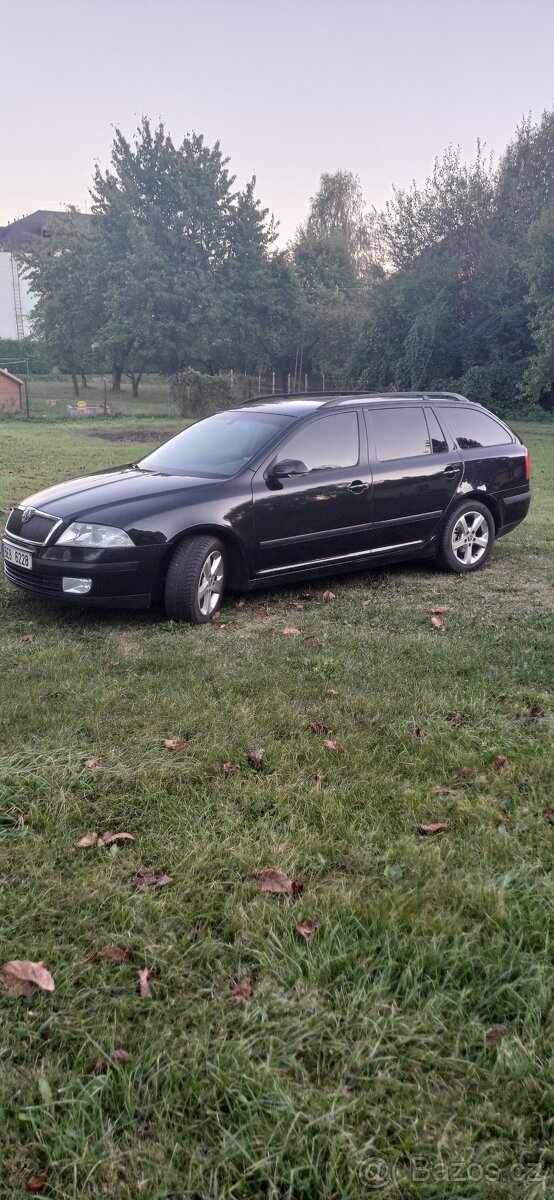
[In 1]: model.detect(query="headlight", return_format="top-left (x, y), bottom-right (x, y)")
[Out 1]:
top-left (56, 522), bottom-right (134, 548)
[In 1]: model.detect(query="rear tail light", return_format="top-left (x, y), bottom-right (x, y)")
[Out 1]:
top-left (524, 446), bottom-right (531, 480)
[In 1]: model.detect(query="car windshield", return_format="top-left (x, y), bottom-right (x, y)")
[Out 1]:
top-left (137, 410), bottom-right (295, 478)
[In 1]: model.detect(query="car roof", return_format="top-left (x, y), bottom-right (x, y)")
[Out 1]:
top-left (235, 391), bottom-right (480, 416)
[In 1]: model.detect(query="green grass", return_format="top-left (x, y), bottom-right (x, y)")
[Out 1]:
top-left (0, 421), bottom-right (553, 1198)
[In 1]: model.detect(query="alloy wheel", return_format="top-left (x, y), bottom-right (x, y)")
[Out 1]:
top-left (197, 551), bottom-right (224, 616)
top-left (451, 510), bottom-right (490, 566)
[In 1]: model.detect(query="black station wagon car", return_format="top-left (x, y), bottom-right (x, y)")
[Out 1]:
top-left (2, 392), bottom-right (531, 623)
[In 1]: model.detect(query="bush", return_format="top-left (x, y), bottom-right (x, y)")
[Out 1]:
top-left (170, 369), bottom-right (233, 418)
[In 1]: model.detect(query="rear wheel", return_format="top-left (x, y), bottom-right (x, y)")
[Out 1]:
top-left (437, 501), bottom-right (495, 573)
top-left (164, 535), bottom-right (226, 623)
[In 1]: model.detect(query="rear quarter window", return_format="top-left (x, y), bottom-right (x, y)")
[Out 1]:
top-left (447, 408), bottom-right (513, 450)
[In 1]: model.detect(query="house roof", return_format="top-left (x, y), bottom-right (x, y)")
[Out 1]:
top-left (0, 368), bottom-right (24, 385)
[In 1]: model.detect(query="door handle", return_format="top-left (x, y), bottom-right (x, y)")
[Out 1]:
top-left (348, 480), bottom-right (369, 494)
top-left (443, 465), bottom-right (461, 477)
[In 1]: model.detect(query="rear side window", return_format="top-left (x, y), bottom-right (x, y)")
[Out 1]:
top-left (448, 409), bottom-right (512, 449)
top-left (278, 412), bottom-right (359, 471)
top-left (426, 409), bottom-right (449, 453)
top-left (371, 407), bottom-right (430, 460)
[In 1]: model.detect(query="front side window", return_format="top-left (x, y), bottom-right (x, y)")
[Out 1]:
top-left (449, 409), bottom-right (513, 450)
top-left (277, 412), bottom-right (359, 472)
top-left (138, 411), bottom-right (294, 478)
top-left (371, 407), bottom-right (430, 460)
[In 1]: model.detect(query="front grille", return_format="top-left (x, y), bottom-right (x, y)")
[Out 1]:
top-left (5, 507), bottom-right (58, 545)
top-left (4, 562), bottom-right (62, 597)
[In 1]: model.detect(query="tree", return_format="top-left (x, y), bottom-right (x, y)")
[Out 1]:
top-left (22, 210), bottom-right (101, 397)
top-left (521, 205), bottom-right (554, 404)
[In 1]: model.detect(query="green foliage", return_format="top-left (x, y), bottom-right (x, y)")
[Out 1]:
top-left (354, 112), bottom-right (554, 412)
top-left (170, 367), bottom-right (233, 417)
top-left (0, 338), bottom-right (50, 375)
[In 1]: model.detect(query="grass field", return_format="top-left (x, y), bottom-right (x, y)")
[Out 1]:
top-left (0, 419), bottom-right (552, 1199)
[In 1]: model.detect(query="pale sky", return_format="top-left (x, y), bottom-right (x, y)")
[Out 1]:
top-left (1, 0), bottom-right (553, 244)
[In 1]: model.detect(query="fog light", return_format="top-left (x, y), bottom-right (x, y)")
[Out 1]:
top-left (62, 576), bottom-right (92, 595)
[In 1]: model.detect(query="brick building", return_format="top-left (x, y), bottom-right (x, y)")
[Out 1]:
top-left (0, 368), bottom-right (23, 413)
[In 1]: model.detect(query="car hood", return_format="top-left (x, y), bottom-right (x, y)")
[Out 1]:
top-left (18, 466), bottom-right (217, 523)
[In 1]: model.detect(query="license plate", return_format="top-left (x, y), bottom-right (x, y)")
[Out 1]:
top-left (2, 541), bottom-right (33, 570)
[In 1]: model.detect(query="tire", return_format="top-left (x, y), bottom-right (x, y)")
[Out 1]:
top-left (164, 535), bottom-right (226, 623)
top-left (437, 501), bottom-right (495, 574)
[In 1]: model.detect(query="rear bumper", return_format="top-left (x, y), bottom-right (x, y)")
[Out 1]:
top-left (497, 488), bottom-right (531, 535)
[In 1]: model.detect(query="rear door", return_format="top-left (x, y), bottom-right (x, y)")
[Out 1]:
top-left (364, 405), bottom-right (463, 551)
top-left (251, 409), bottom-right (373, 575)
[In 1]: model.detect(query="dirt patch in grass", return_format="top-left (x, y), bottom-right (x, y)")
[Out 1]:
top-left (85, 428), bottom-right (172, 444)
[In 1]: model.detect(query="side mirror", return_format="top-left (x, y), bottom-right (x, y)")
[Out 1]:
top-left (270, 458), bottom-right (309, 479)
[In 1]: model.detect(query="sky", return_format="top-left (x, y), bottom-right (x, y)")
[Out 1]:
top-left (1, 0), bottom-right (553, 245)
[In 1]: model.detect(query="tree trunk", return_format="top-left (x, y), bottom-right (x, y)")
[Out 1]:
top-left (71, 371), bottom-right (80, 398)
top-left (80, 371), bottom-right (88, 389)
top-left (112, 367), bottom-right (122, 393)
top-left (131, 371), bottom-right (142, 398)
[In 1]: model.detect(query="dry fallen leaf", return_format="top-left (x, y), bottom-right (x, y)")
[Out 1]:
top-left (133, 868), bottom-right (172, 892)
top-left (94, 946), bottom-right (131, 964)
top-left (322, 590), bottom-right (336, 602)
top-left (291, 601), bottom-right (304, 610)
top-left (486, 1025), bottom-right (508, 1046)
top-left (25, 1173), bottom-right (48, 1193)
top-left (453, 712), bottom-right (463, 728)
top-left (431, 606), bottom-right (449, 614)
top-left (432, 785), bottom-right (457, 796)
top-left (163, 738), bottom-right (189, 752)
top-left (1, 960), bottom-right (55, 997)
top-left (528, 704), bottom-right (545, 718)
top-left (92, 1048), bottom-right (129, 1074)
top-left (85, 757), bottom-right (101, 769)
top-left (544, 806), bottom-right (554, 824)
top-left (253, 607), bottom-right (265, 617)
top-left (308, 720), bottom-right (328, 733)
top-left (278, 838), bottom-right (293, 852)
top-left (235, 598), bottom-right (245, 608)
top-left (361, 599), bottom-right (371, 609)
top-left (418, 822), bottom-right (449, 835)
top-left (248, 749), bottom-right (263, 770)
top-left (430, 614), bottom-right (444, 629)
top-left (102, 660), bottom-right (120, 669)
top-left (20, 633), bottom-right (37, 643)
top-left (186, 920), bottom-right (205, 942)
top-left (455, 766), bottom-right (473, 778)
top-left (312, 774), bottom-right (324, 787)
top-left (493, 754), bottom-right (508, 770)
top-left (77, 832), bottom-right (99, 848)
top-left (228, 976), bottom-right (253, 1003)
top-left (323, 739), bottom-right (344, 751)
top-left (137, 968), bottom-right (151, 997)
top-left (296, 919), bottom-right (321, 941)
top-left (222, 761), bottom-right (240, 774)
top-left (282, 627), bottom-right (301, 636)
top-left (304, 636), bottom-right (321, 648)
top-left (414, 727), bottom-right (422, 740)
top-left (256, 868), bottom-right (294, 893)
top-left (324, 689), bottom-right (338, 697)
top-left (39, 691), bottom-right (60, 701)
top-left (301, 591), bottom-right (317, 601)
top-left (100, 831), bottom-right (135, 845)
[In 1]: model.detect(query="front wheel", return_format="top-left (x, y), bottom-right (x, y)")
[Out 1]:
top-left (164, 535), bottom-right (226, 623)
top-left (437, 501), bottom-right (495, 573)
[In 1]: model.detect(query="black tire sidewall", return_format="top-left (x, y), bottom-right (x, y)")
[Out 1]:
top-left (164, 536), bottom-right (226, 623)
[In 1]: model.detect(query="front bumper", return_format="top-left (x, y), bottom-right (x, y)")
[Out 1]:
top-left (2, 540), bottom-right (165, 610)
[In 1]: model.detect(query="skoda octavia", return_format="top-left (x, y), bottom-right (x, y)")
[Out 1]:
top-left (2, 392), bottom-right (531, 623)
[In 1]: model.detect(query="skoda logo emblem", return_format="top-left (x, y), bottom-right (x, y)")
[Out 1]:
top-left (21, 507), bottom-right (34, 524)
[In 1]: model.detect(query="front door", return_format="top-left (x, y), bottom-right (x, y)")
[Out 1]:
top-left (251, 409), bottom-right (373, 576)
top-left (364, 406), bottom-right (463, 551)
